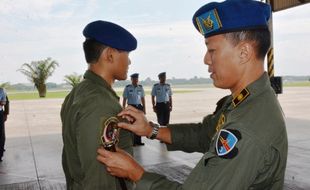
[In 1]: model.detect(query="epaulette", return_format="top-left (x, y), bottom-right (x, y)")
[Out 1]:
top-left (232, 88), bottom-right (250, 107)
top-left (213, 95), bottom-right (230, 115)
top-left (138, 84), bottom-right (142, 87)
top-left (125, 84), bottom-right (131, 87)
top-left (166, 83), bottom-right (170, 86)
top-left (154, 83), bottom-right (159, 86)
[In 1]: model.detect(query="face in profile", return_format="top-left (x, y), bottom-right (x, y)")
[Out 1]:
top-left (204, 34), bottom-right (243, 90)
top-left (112, 50), bottom-right (131, 81)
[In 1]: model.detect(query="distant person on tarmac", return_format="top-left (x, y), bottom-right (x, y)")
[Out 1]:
top-left (122, 73), bottom-right (146, 146)
top-left (151, 72), bottom-right (173, 126)
top-left (96, 1), bottom-right (288, 189)
top-left (0, 87), bottom-right (9, 162)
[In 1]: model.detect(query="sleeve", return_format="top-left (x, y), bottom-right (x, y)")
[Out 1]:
top-left (197, 132), bottom-right (266, 190)
top-left (76, 96), bottom-right (133, 189)
top-left (0, 89), bottom-right (5, 101)
top-left (123, 87), bottom-right (128, 98)
top-left (135, 131), bottom-right (267, 190)
top-left (141, 87), bottom-right (145, 98)
top-left (168, 85), bottom-right (172, 96)
top-left (166, 114), bottom-right (216, 153)
top-left (135, 172), bottom-right (183, 190)
top-left (151, 85), bottom-right (156, 96)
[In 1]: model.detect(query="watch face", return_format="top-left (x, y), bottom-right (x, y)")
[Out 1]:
top-left (101, 117), bottom-right (120, 149)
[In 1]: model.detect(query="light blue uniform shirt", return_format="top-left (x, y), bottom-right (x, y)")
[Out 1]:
top-left (123, 84), bottom-right (145, 105)
top-left (151, 83), bottom-right (172, 103)
top-left (0, 88), bottom-right (6, 111)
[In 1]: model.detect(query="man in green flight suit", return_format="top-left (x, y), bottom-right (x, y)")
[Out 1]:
top-left (96, 0), bottom-right (288, 190)
top-left (61, 20), bottom-right (137, 189)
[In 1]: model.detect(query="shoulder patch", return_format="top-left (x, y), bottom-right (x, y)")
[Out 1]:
top-left (101, 117), bottom-right (120, 150)
top-left (215, 129), bottom-right (241, 159)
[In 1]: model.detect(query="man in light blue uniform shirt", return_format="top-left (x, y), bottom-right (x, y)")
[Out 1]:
top-left (0, 87), bottom-right (8, 162)
top-left (151, 72), bottom-right (173, 126)
top-left (123, 73), bottom-right (145, 145)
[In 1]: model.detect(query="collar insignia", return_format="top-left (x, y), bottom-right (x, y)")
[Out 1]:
top-left (232, 88), bottom-right (250, 107)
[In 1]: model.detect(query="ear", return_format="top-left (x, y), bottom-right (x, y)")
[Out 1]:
top-left (238, 42), bottom-right (253, 65)
top-left (101, 47), bottom-right (114, 63)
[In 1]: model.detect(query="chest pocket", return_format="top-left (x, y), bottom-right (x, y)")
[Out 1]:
top-left (156, 88), bottom-right (161, 95)
top-left (137, 90), bottom-right (141, 95)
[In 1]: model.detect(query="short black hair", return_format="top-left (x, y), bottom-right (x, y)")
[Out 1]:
top-left (224, 28), bottom-right (271, 60)
top-left (83, 38), bottom-right (107, 64)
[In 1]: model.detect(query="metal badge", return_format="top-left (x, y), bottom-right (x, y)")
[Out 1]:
top-left (101, 117), bottom-right (121, 151)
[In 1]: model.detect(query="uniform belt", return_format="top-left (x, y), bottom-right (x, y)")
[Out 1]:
top-left (129, 104), bottom-right (142, 107)
top-left (157, 102), bottom-right (169, 104)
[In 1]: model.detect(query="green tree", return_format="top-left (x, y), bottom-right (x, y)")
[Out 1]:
top-left (19, 57), bottom-right (59, 97)
top-left (64, 72), bottom-right (83, 88)
top-left (0, 82), bottom-right (10, 89)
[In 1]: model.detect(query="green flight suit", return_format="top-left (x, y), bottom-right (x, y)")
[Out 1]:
top-left (136, 73), bottom-right (288, 190)
top-left (61, 70), bottom-right (133, 190)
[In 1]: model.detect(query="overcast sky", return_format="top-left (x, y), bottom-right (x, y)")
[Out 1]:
top-left (0, 0), bottom-right (309, 84)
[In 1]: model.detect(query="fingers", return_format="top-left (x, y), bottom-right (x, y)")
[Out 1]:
top-left (117, 122), bottom-right (132, 130)
top-left (118, 107), bottom-right (142, 119)
top-left (97, 147), bottom-right (113, 164)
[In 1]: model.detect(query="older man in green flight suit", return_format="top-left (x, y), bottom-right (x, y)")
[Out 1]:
top-left (61, 20), bottom-right (137, 189)
top-left (96, 1), bottom-right (288, 190)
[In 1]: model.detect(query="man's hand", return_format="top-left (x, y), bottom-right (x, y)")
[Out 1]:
top-left (97, 147), bottom-right (144, 182)
top-left (117, 106), bottom-right (152, 137)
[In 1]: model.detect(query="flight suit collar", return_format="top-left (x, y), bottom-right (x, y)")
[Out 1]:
top-left (83, 70), bottom-right (120, 99)
top-left (231, 72), bottom-right (271, 109)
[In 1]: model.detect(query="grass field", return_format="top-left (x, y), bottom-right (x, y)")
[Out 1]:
top-left (6, 82), bottom-right (309, 100)
top-left (7, 89), bottom-right (200, 100)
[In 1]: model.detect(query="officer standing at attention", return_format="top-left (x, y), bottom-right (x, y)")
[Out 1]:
top-left (61, 20), bottom-right (137, 189)
top-left (151, 72), bottom-right (172, 126)
top-left (122, 73), bottom-right (145, 146)
top-left (0, 87), bottom-right (9, 162)
top-left (97, 1), bottom-right (288, 189)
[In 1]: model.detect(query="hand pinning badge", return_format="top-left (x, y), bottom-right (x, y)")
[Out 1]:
top-left (215, 129), bottom-right (242, 159)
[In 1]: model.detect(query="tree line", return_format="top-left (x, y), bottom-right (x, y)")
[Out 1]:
top-left (0, 57), bottom-right (309, 98)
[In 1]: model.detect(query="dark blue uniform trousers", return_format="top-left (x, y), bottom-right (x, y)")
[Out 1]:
top-left (0, 110), bottom-right (5, 160)
top-left (155, 102), bottom-right (170, 126)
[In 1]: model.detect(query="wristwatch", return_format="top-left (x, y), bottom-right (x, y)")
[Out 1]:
top-left (148, 121), bottom-right (160, 140)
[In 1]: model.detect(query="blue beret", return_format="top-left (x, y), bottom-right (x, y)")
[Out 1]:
top-left (158, 72), bottom-right (166, 77)
top-left (193, 0), bottom-right (271, 38)
top-left (130, 73), bottom-right (139, 78)
top-left (83, 20), bottom-right (137, 51)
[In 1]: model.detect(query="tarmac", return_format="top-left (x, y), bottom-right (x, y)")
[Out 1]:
top-left (0, 86), bottom-right (309, 190)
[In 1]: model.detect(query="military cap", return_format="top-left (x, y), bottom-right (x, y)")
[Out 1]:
top-left (83, 20), bottom-right (137, 51)
top-left (192, 0), bottom-right (271, 38)
top-left (158, 72), bottom-right (166, 78)
top-left (130, 73), bottom-right (139, 78)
